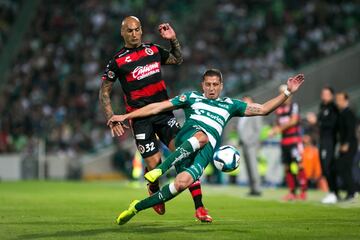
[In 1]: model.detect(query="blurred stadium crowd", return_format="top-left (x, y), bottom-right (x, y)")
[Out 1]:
top-left (0, 0), bottom-right (20, 52)
top-left (0, 0), bottom-right (359, 162)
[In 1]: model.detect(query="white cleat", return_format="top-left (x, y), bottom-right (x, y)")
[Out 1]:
top-left (321, 193), bottom-right (338, 204)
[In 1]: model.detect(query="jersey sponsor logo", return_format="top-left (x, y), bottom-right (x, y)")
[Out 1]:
top-left (132, 62), bottom-right (160, 80)
top-left (205, 111), bottom-right (224, 125)
top-left (135, 133), bottom-right (146, 140)
top-left (194, 109), bottom-right (205, 115)
top-left (145, 48), bottom-right (154, 55)
top-left (125, 56), bottom-right (132, 63)
top-left (192, 102), bottom-right (230, 120)
top-left (193, 107), bottom-right (225, 125)
top-left (107, 70), bottom-right (115, 79)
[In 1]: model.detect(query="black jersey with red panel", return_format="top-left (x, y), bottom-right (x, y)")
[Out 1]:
top-left (102, 43), bottom-right (171, 112)
top-left (275, 102), bottom-right (302, 146)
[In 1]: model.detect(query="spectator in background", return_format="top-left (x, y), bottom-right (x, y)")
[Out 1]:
top-left (302, 112), bottom-right (327, 191)
top-left (318, 87), bottom-right (340, 204)
top-left (271, 84), bottom-right (307, 201)
top-left (335, 92), bottom-right (357, 201)
top-left (302, 132), bottom-right (325, 191)
top-left (237, 96), bottom-right (262, 196)
top-left (304, 112), bottom-right (319, 145)
top-left (353, 123), bottom-right (360, 191)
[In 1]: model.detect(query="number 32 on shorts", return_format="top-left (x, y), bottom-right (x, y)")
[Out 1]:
top-left (138, 142), bottom-right (155, 154)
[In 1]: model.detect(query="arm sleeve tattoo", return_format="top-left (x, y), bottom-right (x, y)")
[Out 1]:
top-left (247, 104), bottom-right (262, 114)
top-left (166, 38), bottom-right (183, 65)
top-left (99, 80), bottom-right (114, 120)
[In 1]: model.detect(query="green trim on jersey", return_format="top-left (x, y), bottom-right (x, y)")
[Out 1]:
top-left (170, 91), bottom-right (247, 149)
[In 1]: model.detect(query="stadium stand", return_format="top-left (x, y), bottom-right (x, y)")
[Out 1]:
top-left (0, 0), bottom-right (359, 155)
top-left (0, 0), bottom-right (22, 53)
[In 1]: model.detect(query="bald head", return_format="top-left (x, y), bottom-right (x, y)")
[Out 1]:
top-left (121, 16), bottom-right (142, 48)
top-left (121, 16), bottom-right (141, 29)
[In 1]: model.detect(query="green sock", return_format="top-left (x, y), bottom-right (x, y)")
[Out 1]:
top-left (157, 137), bottom-right (200, 174)
top-left (135, 183), bottom-right (179, 212)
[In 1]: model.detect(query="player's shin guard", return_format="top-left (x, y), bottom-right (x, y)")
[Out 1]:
top-left (285, 170), bottom-right (296, 194)
top-left (188, 180), bottom-right (204, 209)
top-left (135, 182), bottom-right (180, 212)
top-left (297, 168), bottom-right (307, 193)
top-left (157, 137), bottom-right (201, 174)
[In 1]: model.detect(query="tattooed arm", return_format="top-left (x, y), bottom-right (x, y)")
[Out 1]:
top-left (99, 79), bottom-right (114, 120)
top-left (158, 23), bottom-right (183, 65)
top-left (166, 38), bottom-right (183, 65)
top-left (244, 74), bottom-right (304, 116)
top-left (99, 79), bottom-right (127, 136)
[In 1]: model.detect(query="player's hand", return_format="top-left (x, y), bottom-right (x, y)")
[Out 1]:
top-left (158, 23), bottom-right (176, 40)
top-left (287, 74), bottom-right (304, 93)
top-left (108, 122), bottom-right (129, 137)
top-left (107, 114), bottom-right (127, 125)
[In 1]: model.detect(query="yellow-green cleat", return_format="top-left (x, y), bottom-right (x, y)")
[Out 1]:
top-left (116, 200), bottom-right (139, 225)
top-left (144, 169), bottom-right (162, 183)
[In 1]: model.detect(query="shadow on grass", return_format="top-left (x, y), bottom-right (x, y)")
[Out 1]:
top-left (17, 222), bottom-right (249, 239)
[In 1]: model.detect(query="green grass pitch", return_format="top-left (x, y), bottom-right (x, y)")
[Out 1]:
top-left (0, 181), bottom-right (359, 240)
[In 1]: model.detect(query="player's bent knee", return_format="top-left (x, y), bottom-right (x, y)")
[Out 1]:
top-left (174, 172), bottom-right (194, 192)
top-left (144, 152), bottom-right (161, 170)
top-left (194, 131), bottom-right (209, 146)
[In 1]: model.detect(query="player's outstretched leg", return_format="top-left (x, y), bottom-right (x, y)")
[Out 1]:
top-left (145, 137), bottom-right (201, 183)
top-left (147, 179), bottom-right (165, 215)
top-left (116, 182), bottom-right (180, 225)
top-left (116, 172), bottom-right (195, 225)
top-left (116, 200), bottom-right (139, 225)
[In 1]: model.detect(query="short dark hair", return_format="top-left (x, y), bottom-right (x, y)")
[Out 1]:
top-left (202, 69), bottom-right (223, 83)
top-left (337, 91), bottom-right (349, 100)
top-left (322, 86), bottom-right (335, 95)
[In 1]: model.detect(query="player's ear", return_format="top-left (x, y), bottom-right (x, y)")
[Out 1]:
top-left (120, 25), bottom-right (125, 37)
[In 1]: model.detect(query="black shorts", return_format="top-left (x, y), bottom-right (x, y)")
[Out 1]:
top-left (281, 143), bottom-right (303, 165)
top-left (131, 112), bottom-right (180, 158)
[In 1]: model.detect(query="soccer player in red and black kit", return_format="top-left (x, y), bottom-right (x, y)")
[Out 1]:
top-left (271, 85), bottom-right (307, 201)
top-left (99, 16), bottom-right (212, 222)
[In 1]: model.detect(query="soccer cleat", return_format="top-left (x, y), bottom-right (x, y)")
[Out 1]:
top-left (116, 200), bottom-right (139, 225)
top-left (144, 169), bottom-right (162, 183)
top-left (282, 193), bottom-right (297, 201)
top-left (297, 192), bottom-right (307, 201)
top-left (321, 193), bottom-right (337, 204)
top-left (195, 207), bottom-right (213, 223)
top-left (147, 183), bottom-right (165, 215)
